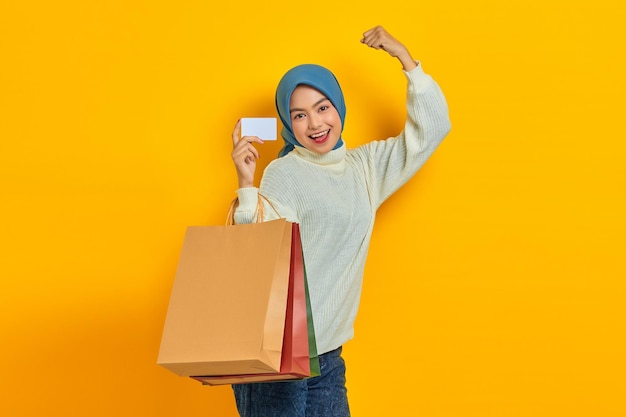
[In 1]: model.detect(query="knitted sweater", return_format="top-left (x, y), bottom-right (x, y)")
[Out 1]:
top-left (235, 64), bottom-right (451, 355)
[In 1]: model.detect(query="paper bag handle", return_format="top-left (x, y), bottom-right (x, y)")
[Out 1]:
top-left (226, 193), bottom-right (281, 225)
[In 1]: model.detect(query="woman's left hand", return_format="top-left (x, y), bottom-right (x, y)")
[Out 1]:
top-left (361, 26), bottom-right (417, 71)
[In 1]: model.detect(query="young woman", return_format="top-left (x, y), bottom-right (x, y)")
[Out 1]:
top-left (230, 25), bottom-right (451, 417)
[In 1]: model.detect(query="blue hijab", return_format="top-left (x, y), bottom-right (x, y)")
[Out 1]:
top-left (275, 64), bottom-right (346, 157)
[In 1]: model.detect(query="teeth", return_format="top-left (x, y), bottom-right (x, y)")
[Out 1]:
top-left (311, 130), bottom-right (329, 138)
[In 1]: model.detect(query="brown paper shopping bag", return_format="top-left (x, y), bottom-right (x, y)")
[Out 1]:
top-left (190, 223), bottom-right (318, 385)
top-left (157, 215), bottom-right (294, 377)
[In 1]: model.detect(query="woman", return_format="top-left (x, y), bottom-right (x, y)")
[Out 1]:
top-left (230, 25), bottom-right (451, 417)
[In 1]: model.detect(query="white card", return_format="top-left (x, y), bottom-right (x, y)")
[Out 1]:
top-left (240, 117), bottom-right (277, 140)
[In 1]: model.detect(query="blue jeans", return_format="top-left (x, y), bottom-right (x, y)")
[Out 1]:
top-left (232, 347), bottom-right (350, 417)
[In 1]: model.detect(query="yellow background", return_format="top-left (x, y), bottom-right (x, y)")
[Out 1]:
top-left (1, 0), bottom-right (624, 415)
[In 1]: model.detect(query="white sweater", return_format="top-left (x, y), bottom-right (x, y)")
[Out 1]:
top-left (235, 64), bottom-right (451, 355)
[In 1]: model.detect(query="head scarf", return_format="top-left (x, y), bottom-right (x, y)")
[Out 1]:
top-left (275, 64), bottom-right (346, 157)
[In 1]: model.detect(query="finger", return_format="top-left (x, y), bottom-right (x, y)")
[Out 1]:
top-left (233, 142), bottom-right (260, 162)
top-left (361, 26), bottom-right (386, 46)
top-left (361, 27), bottom-right (376, 41)
top-left (360, 31), bottom-right (377, 46)
top-left (363, 33), bottom-right (384, 49)
top-left (366, 37), bottom-right (384, 49)
top-left (362, 25), bottom-right (383, 40)
top-left (241, 152), bottom-right (257, 165)
top-left (232, 119), bottom-right (242, 146)
top-left (240, 135), bottom-right (265, 146)
top-left (244, 145), bottom-right (260, 161)
top-left (233, 134), bottom-right (263, 154)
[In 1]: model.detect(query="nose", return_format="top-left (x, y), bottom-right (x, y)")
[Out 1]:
top-left (308, 113), bottom-right (322, 129)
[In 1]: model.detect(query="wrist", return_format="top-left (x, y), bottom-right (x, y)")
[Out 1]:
top-left (397, 52), bottom-right (417, 71)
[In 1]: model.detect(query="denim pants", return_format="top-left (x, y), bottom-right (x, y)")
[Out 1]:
top-left (232, 347), bottom-right (350, 417)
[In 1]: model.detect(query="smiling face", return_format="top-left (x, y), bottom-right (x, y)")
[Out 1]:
top-left (289, 84), bottom-right (342, 154)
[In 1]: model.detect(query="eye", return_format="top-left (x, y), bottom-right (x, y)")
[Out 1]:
top-left (293, 113), bottom-right (305, 121)
top-left (319, 105), bottom-right (329, 112)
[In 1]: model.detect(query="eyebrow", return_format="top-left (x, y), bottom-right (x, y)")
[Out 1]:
top-left (289, 97), bottom-right (330, 113)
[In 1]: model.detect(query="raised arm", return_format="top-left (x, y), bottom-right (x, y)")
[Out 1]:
top-left (358, 26), bottom-right (451, 206)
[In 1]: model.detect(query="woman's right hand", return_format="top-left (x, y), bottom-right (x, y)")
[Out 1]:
top-left (231, 119), bottom-right (264, 188)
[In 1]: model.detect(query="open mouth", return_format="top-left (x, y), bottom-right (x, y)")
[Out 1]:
top-left (309, 129), bottom-right (330, 143)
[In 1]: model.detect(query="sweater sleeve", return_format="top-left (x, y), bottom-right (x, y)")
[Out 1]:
top-left (233, 186), bottom-right (297, 224)
top-left (233, 187), bottom-right (262, 224)
top-left (357, 63), bottom-right (451, 208)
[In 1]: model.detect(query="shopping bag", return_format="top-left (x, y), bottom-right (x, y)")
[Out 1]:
top-left (157, 215), bottom-right (294, 377)
top-left (158, 195), bottom-right (320, 382)
top-left (190, 223), bottom-right (319, 386)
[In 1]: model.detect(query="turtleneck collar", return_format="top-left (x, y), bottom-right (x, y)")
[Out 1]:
top-left (290, 142), bottom-right (347, 166)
